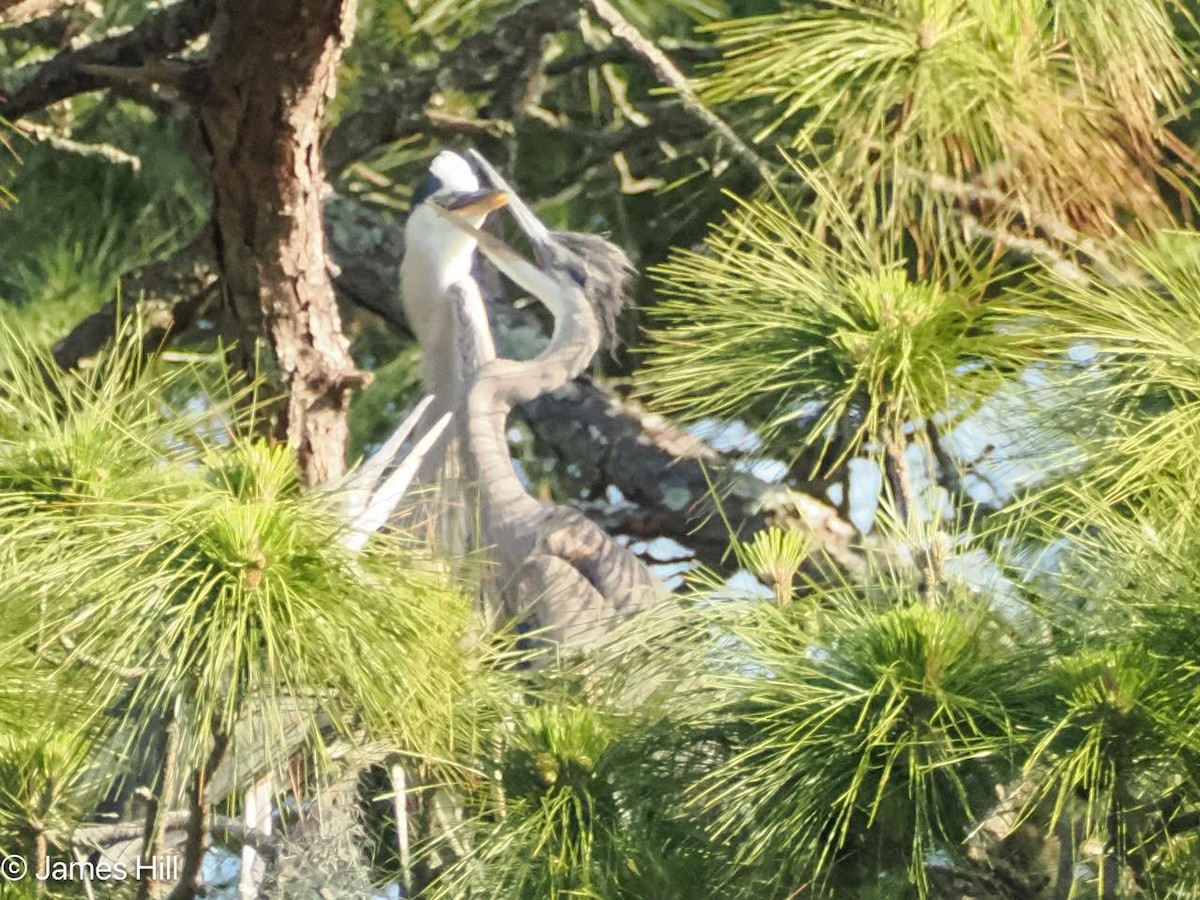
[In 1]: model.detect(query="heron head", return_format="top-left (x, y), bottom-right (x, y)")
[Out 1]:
top-left (411, 151), bottom-right (509, 225)
top-left (454, 150), bottom-right (635, 349)
top-left (421, 150), bottom-right (634, 353)
top-left (402, 151), bottom-right (509, 298)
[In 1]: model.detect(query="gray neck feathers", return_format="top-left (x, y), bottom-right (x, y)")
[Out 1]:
top-left (462, 277), bottom-right (602, 562)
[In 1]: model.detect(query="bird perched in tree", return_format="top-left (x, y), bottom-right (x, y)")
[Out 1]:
top-left (399, 150), bottom-right (509, 481)
top-left (423, 150), bottom-right (666, 652)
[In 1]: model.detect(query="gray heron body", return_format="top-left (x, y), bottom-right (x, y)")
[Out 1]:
top-left (426, 151), bottom-right (666, 651)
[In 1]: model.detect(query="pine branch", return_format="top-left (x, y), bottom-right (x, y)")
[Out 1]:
top-left (12, 119), bottom-right (141, 169)
top-left (0, 0), bottom-right (214, 120)
top-left (323, 0), bottom-right (577, 174)
top-left (522, 378), bottom-right (863, 574)
top-left (910, 166), bottom-right (1151, 288)
top-left (961, 214), bottom-right (1090, 285)
top-left (586, 0), bottom-right (776, 188)
top-left (56, 634), bottom-right (147, 679)
top-left (52, 231), bottom-right (218, 370)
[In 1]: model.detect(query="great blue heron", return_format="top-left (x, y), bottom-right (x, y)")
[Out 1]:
top-left (399, 150), bottom-right (510, 482)
top-left (405, 149), bottom-right (665, 651)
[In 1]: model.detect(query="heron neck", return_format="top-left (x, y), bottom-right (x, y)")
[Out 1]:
top-left (451, 279), bottom-right (543, 544)
top-left (484, 285), bottom-right (599, 407)
top-left (465, 284), bottom-right (601, 544)
top-left (464, 400), bottom-right (543, 548)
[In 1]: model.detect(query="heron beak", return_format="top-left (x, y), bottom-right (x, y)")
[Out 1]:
top-left (444, 188), bottom-right (510, 218)
top-left (431, 204), bottom-right (562, 304)
top-left (466, 150), bottom-right (554, 263)
top-left (432, 205), bottom-right (528, 267)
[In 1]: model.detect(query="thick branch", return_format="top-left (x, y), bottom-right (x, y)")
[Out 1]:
top-left (166, 728), bottom-right (228, 900)
top-left (323, 193), bottom-right (409, 334)
top-left (13, 120), bottom-right (142, 169)
top-left (0, 0), bottom-right (215, 120)
top-left (523, 379), bottom-right (861, 572)
top-left (135, 699), bottom-right (179, 900)
top-left (201, 0), bottom-right (364, 485)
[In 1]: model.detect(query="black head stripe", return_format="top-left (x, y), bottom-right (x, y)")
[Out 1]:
top-left (411, 173), bottom-right (444, 208)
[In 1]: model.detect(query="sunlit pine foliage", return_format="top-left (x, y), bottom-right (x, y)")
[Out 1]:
top-left (736, 526), bottom-right (812, 605)
top-left (0, 722), bottom-right (97, 866)
top-left (696, 0), bottom-right (1195, 246)
top-left (641, 180), bottom-right (1034, 470)
top-left (0, 122), bottom-right (206, 342)
top-left (1000, 499), bottom-right (1200, 898)
top-left (1021, 647), bottom-right (1190, 890)
top-left (998, 230), bottom-right (1200, 544)
top-left (0, 316), bottom-right (213, 502)
top-left (687, 589), bottom-right (1037, 898)
top-left (0, 327), bottom-right (486, 815)
top-left (428, 695), bottom-right (717, 900)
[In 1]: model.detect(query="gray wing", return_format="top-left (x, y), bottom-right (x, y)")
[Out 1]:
top-left (503, 505), bottom-right (664, 651)
top-left (506, 554), bottom-right (614, 652)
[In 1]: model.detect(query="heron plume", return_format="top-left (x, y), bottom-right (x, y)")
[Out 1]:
top-left (550, 232), bottom-right (634, 352)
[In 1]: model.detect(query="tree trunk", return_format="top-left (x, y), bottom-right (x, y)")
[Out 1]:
top-left (200, 0), bottom-right (363, 486)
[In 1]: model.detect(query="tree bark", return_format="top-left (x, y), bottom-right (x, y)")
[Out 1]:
top-left (199, 0), bottom-right (363, 485)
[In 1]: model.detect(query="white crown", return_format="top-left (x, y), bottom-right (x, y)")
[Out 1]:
top-left (428, 150), bottom-right (478, 193)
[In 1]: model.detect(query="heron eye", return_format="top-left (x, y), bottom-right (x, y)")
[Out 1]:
top-left (411, 173), bottom-right (444, 208)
